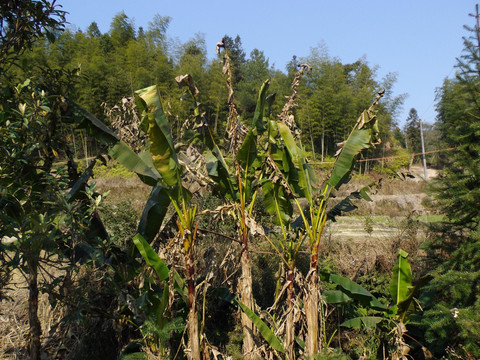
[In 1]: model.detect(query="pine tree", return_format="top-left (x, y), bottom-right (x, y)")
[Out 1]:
top-left (420, 6), bottom-right (480, 358)
top-left (404, 108), bottom-right (421, 154)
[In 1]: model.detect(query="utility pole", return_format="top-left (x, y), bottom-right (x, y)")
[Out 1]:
top-left (419, 118), bottom-right (428, 180)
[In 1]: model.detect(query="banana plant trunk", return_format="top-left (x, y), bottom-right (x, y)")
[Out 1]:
top-left (305, 246), bottom-right (322, 357)
top-left (239, 242), bottom-right (256, 359)
top-left (285, 267), bottom-right (295, 360)
top-left (27, 261), bottom-right (41, 360)
top-left (186, 249), bottom-right (200, 360)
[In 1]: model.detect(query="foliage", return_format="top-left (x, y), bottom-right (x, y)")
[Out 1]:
top-left (403, 108), bottom-right (421, 154)
top-left (0, 0), bottom-right (65, 71)
top-left (421, 6), bottom-right (480, 358)
top-left (297, 50), bottom-right (404, 160)
top-left (8, 15), bottom-right (404, 158)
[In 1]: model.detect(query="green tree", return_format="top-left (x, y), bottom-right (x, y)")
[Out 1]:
top-left (86, 21), bottom-right (101, 38)
top-left (237, 48), bottom-right (271, 118)
top-left (204, 59), bottom-right (229, 135)
top-left (404, 108), bottom-right (421, 154)
top-left (420, 6), bottom-right (480, 358)
top-left (0, 0), bottom-right (65, 71)
top-left (109, 12), bottom-right (136, 48)
top-left (222, 34), bottom-right (246, 85)
top-left (146, 14), bottom-right (171, 50)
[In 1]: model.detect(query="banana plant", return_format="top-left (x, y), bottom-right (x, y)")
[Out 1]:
top-left (66, 85), bottom-right (201, 359)
top-left (261, 89), bottom-right (386, 357)
top-left (177, 64), bottom-right (273, 358)
top-left (334, 250), bottom-right (431, 359)
top-left (135, 85), bottom-right (202, 360)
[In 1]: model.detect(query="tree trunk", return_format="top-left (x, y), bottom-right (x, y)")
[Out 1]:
top-left (27, 262), bottom-right (41, 360)
top-left (310, 131), bottom-right (316, 161)
top-left (321, 111), bottom-right (325, 162)
top-left (214, 102), bottom-right (220, 135)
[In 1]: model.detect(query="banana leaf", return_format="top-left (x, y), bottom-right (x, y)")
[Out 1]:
top-left (237, 129), bottom-right (261, 202)
top-left (237, 129), bottom-right (262, 171)
top-left (63, 99), bottom-right (119, 145)
top-left (327, 273), bottom-right (387, 311)
top-left (120, 353), bottom-right (148, 360)
top-left (262, 179), bottom-right (293, 226)
top-left (265, 93), bottom-right (276, 118)
top-left (109, 142), bottom-right (160, 186)
top-left (323, 289), bottom-right (352, 304)
top-left (236, 300), bottom-right (285, 353)
top-left (204, 127), bottom-right (236, 200)
top-left (63, 99), bottom-right (160, 186)
top-left (328, 129), bottom-right (371, 189)
top-left (328, 108), bottom-right (380, 189)
top-left (137, 184), bottom-right (171, 243)
top-left (389, 249), bottom-right (412, 316)
top-left (132, 233), bottom-right (169, 282)
top-left (326, 181), bottom-right (377, 222)
top-left (135, 85), bottom-right (181, 188)
top-left (341, 316), bottom-right (384, 329)
top-left (277, 122), bottom-right (314, 205)
top-left (66, 161), bottom-right (94, 201)
top-left (396, 275), bottom-right (432, 323)
top-left (251, 79), bottom-right (270, 134)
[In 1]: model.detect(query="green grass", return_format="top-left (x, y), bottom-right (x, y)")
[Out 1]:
top-left (418, 214), bottom-right (444, 223)
top-left (93, 161), bottom-right (135, 178)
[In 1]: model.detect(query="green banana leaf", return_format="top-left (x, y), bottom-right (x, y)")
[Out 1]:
top-left (389, 249), bottom-right (413, 317)
top-left (396, 275), bottom-right (432, 323)
top-left (66, 162), bottom-right (94, 201)
top-left (132, 233), bottom-right (169, 281)
top-left (327, 273), bottom-right (387, 311)
top-left (277, 122), bottom-right (315, 205)
top-left (237, 129), bottom-right (262, 202)
top-left (265, 93), bottom-right (276, 118)
top-left (328, 128), bottom-right (371, 189)
top-left (63, 99), bottom-right (119, 145)
top-left (237, 129), bottom-right (262, 171)
top-left (63, 99), bottom-right (160, 186)
top-left (251, 79), bottom-right (270, 134)
top-left (135, 85), bottom-right (181, 188)
top-left (137, 185), bottom-right (171, 243)
top-left (327, 109), bottom-right (380, 189)
top-left (262, 179), bottom-right (293, 226)
top-left (236, 300), bottom-right (285, 353)
top-left (389, 250), bottom-right (412, 307)
top-left (109, 142), bottom-right (160, 186)
top-left (323, 289), bottom-right (352, 304)
top-left (204, 127), bottom-right (237, 201)
top-left (119, 353), bottom-right (148, 360)
top-left (326, 181), bottom-right (376, 222)
top-left (341, 316), bottom-right (384, 329)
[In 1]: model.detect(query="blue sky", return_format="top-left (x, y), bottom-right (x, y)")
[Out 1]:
top-left (60, 0), bottom-right (477, 127)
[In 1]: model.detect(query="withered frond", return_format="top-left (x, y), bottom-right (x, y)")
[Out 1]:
top-left (278, 63), bottom-right (312, 138)
top-left (103, 97), bottom-right (145, 153)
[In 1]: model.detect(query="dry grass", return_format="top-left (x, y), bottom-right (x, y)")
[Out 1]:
top-left (0, 269), bottom-right (61, 359)
top-left (93, 176), bottom-right (151, 216)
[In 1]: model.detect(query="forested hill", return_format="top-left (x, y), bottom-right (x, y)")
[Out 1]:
top-left (11, 12), bottom-right (405, 159)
